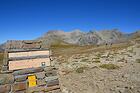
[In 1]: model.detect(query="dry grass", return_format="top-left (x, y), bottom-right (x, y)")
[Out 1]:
top-left (81, 59), bottom-right (89, 62)
top-left (51, 44), bottom-right (95, 58)
top-left (51, 43), bottom-right (132, 57)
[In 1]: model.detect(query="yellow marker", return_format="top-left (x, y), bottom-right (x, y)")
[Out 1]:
top-left (28, 75), bottom-right (37, 87)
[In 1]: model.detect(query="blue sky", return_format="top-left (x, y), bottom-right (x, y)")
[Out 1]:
top-left (0, 0), bottom-right (140, 43)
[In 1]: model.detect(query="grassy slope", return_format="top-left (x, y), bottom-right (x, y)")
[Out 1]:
top-left (50, 42), bottom-right (132, 62)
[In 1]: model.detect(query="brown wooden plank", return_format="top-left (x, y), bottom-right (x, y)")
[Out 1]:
top-left (9, 50), bottom-right (50, 58)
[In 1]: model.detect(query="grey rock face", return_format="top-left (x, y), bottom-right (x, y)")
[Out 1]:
top-left (39, 29), bottom-right (127, 45)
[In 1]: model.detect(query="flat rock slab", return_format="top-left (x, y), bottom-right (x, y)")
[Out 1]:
top-left (13, 67), bottom-right (44, 76)
top-left (13, 81), bottom-right (27, 92)
top-left (0, 84), bottom-right (11, 93)
top-left (47, 79), bottom-right (59, 87)
top-left (45, 76), bottom-right (58, 82)
top-left (15, 75), bottom-right (27, 82)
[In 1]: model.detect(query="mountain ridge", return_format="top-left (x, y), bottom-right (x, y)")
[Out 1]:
top-left (39, 29), bottom-right (131, 46)
top-left (0, 29), bottom-right (140, 51)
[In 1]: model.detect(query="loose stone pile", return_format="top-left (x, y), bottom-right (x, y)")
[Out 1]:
top-left (0, 67), bottom-right (60, 93)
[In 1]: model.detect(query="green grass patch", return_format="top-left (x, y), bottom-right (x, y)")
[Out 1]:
top-left (99, 64), bottom-right (119, 70)
top-left (81, 58), bottom-right (89, 62)
top-left (92, 60), bottom-right (100, 63)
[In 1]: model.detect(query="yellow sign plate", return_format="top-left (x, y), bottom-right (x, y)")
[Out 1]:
top-left (28, 75), bottom-right (37, 87)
